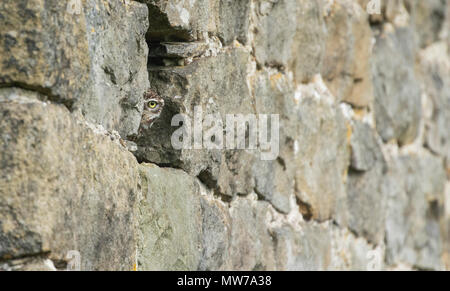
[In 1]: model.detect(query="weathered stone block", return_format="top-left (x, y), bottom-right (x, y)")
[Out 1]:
top-left (198, 195), bottom-right (231, 270)
top-left (253, 0), bottom-right (326, 83)
top-left (0, 0), bottom-right (90, 104)
top-left (137, 164), bottom-right (203, 270)
top-left (0, 0), bottom-right (150, 137)
top-left (272, 221), bottom-right (381, 270)
top-left (408, 0), bottom-right (448, 48)
top-left (218, 0), bottom-right (251, 45)
top-left (419, 42), bottom-right (450, 161)
top-left (139, 49), bottom-right (257, 198)
top-left (251, 69), bottom-right (298, 214)
top-left (272, 223), bottom-right (331, 270)
top-left (384, 152), bottom-right (446, 270)
top-left (138, 0), bottom-right (217, 41)
top-left (347, 121), bottom-right (387, 244)
top-left (292, 79), bottom-right (350, 223)
top-left (81, 0), bottom-right (150, 136)
top-left (372, 26), bottom-right (421, 145)
top-left (322, 0), bottom-right (374, 107)
top-left (0, 88), bottom-right (140, 270)
top-left (229, 198), bottom-right (276, 270)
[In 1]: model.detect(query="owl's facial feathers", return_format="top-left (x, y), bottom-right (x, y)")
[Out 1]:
top-left (140, 89), bottom-right (165, 129)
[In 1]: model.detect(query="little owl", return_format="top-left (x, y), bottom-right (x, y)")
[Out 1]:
top-left (138, 89), bottom-right (165, 135)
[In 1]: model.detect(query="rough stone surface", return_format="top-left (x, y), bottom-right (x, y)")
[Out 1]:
top-left (419, 42), bottom-right (450, 161)
top-left (81, 0), bottom-right (150, 137)
top-left (228, 198), bottom-right (276, 270)
top-left (372, 26), bottom-right (422, 145)
top-left (349, 121), bottom-right (383, 172)
top-left (138, 0), bottom-right (218, 42)
top-left (139, 48), bottom-right (258, 199)
top-left (218, 0), bottom-right (251, 45)
top-left (253, 0), bottom-right (326, 83)
top-left (0, 0), bottom-right (90, 104)
top-left (384, 152), bottom-right (446, 270)
top-left (251, 69), bottom-right (297, 214)
top-left (347, 121), bottom-right (387, 244)
top-left (138, 164), bottom-right (202, 271)
top-left (322, 0), bottom-right (374, 107)
top-left (272, 221), bottom-right (381, 271)
top-left (292, 79), bottom-right (350, 223)
top-left (0, 0), bottom-right (150, 137)
top-left (409, 0), bottom-right (448, 48)
top-left (0, 89), bottom-right (139, 270)
top-left (198, 194), bottom-right (231, 271)
top-left (1, 0), bottom-right (449, 271)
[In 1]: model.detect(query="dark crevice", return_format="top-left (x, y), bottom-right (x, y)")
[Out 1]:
top-left (197, 169), bottom-right (233, 203)
top-left (137, 0), bottom-right (197, 70)
top-left (198, 169), bottom-right (218, 190)
top-left (0, 82), bottom-right (74, 111)
top-left (346, 226), bottom-right (361, 240)
top-left (0, 250), bottom-right (51, 264)
top-left (151, 162), bottom-right (183, 170)
top-left (276, 157), bottom-right (286, 171)
top-left (340, 100), bottom-right (367, 110)
top-left (253, 189), bottom-right (267, 202)
top-left (135, 156), bottom-right (183, 170)
top-left (216, 193), bottom-right (233, 204)
top-left (426, 200), bottom-right (442, 221)
top-left (413, 265), bottom-right (436, 271)
top-left (148, 56), bottom-right (167, 67)
top-left (138, 1), bottom-right (194, 46)
top-left (143, 2), bottom-right (193, 43)
top-left (102, 66), bottom-right (117, 85)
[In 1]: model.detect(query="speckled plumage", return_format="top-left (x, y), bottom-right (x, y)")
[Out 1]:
top-left (138, 89), bottom-right (165, 134)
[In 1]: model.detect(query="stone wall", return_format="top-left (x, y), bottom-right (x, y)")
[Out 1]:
top-left (0, 0), bottom-right (448, 270)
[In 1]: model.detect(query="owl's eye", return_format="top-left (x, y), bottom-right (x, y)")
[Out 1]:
top-left (148, 101), bottom-right (158, 108)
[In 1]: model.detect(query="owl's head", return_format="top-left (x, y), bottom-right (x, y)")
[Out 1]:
top-left (141, 89), bottom-right (165, 125)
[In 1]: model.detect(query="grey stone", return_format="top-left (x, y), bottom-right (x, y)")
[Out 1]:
top-left (138, 0), bottom-right (218, 41)
top-left (198, 196), bottom-right (231, 270)
top-left (384, 152), bottom-right (446, 270)
top-left (0, 257), bottom-right (57, 271)
top-left (81, 0), bottom-right (150, 137)
top-left (218, 0), bottom-right (251, 45)
top-left (0, 0), bottom-right (90, 105)
top-left (251, 69), bottom-right (298, 214)
top-left (372, 26), bottom-right (422, 145)
top-left (138, 164), bottom-right (202, 271)
top-left (253, 160), bottom-right (292, 214)
top-left (149, 42), bottom-right (208, 59)
top-left (138, 48), bottom-right (257, 198)
top-left (272, 224), bottom-right (331, 270)
top-left (253, 0), bottom-right (326, 83)
top-left (0, 89), bottom-right (140, 270)
top-left (350, 121), bottom-right (384, 172)
top-left (293, 82), bottom-right (350, 223)
top-left (360, 0), bottom-right (447, 43)
top-left (321, 0), bottom-right (374, 107)
top-left (347, 121), bottom-right (387, 244)
top-left (229, 198), bottom-right (276, 270)
top-left (408, 0), bottom-right (448, 48)
top-left (138, 0), bottom-right (250, 44)
top-left (0, 0), bottom-right (150, 138)
top-left (272, 221), bottom-right (380, 270)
